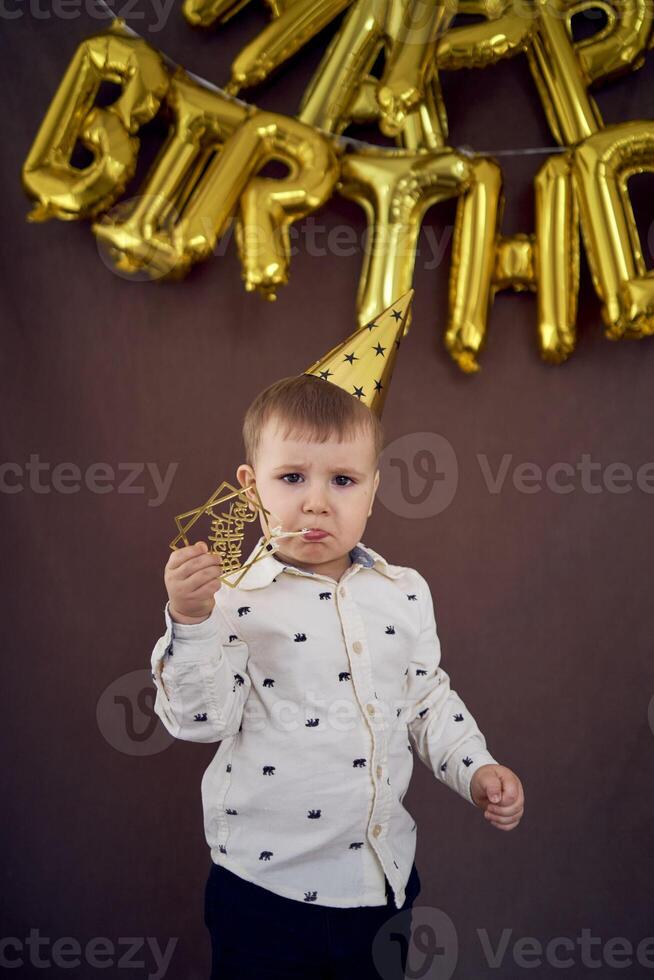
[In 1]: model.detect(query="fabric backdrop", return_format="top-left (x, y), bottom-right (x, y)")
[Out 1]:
top-left (2, 6), bottom-right (653, 979)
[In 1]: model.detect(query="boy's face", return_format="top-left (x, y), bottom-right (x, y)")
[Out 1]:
top-left (236, 414), bottom-right (380, 580)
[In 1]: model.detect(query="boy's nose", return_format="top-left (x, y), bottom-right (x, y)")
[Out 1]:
top-left (302, 493), bottom-right (329, 515)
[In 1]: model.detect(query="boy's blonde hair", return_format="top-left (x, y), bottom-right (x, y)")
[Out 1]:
top-left (242, 374), bottom-right (385, 469)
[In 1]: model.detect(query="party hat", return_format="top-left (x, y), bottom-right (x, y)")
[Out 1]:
top-left (303, 289), bottom-right (414, 418)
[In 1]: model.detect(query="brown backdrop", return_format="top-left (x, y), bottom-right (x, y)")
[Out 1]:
top-left (2, 6), bottom-right (654, 979)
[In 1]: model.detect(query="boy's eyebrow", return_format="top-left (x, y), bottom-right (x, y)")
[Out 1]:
top-left (271, 463), bottom-right (368, 478)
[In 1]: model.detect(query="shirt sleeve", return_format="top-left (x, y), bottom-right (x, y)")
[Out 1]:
top-left (405, 571), bottom-right (499, 806)
top-left (150, 597), bottom-right (251, 742)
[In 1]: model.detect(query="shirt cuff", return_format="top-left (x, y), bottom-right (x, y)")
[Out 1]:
top-left (164, 599), bottom-right (222, 641)
top-left (459, 749), bottom-right (500, 806)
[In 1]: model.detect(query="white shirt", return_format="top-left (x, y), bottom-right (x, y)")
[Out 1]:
top-left (150, 535), bottom-right (498, 909)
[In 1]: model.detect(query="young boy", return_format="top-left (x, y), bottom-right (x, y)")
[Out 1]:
top-left (150, 303), bottom-right (524, 978)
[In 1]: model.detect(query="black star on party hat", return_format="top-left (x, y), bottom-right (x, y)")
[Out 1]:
top-left (302, 290), bottom-right (414, 418)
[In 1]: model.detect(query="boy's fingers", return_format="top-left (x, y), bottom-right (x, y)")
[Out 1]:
top-left (185, 565), bottom-right (224, 594)
top-left (485, 811), bottom-right (521, 826)
top-left (167, 541), bottom-right (209, 570)
top-left (173, 553), bottom-right (222, 581)
top-left (486, 801), bottom-right (524, 817)
top-left (484, 775), bottom-right (503, 803)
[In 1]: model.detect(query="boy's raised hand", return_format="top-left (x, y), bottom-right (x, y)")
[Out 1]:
top-left (164, 541), bottom-right (223, 625)
top-left (470, 764), bottom-right (525, 831)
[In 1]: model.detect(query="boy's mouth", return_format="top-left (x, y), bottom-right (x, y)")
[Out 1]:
top-left (301, 528), bottom-right (329, 541)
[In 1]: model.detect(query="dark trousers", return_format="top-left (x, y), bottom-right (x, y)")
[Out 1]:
top-left (204, 860), bottom-right (421, 979)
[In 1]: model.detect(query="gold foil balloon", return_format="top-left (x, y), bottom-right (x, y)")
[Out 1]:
top-left (337, 145), bottom-right (499, 337)
top-left (183, 0), bottom-right (289, 29)
top-left (22, 20), bottom-right (168, 222)
top-left (573, 120), bottom-right (654, 340)
top-left (20, 7), bottom-right (654, 370)
top-left (94, 67), bottom-right (339, 289)
top-left (221, 0), bottom-right (354, 94)
top-left (298, 0), bottom-right (452, 141)
top-left (233, 119), bottom-right (341, 300)
top-left (93, 70), bottom-right (253, 278)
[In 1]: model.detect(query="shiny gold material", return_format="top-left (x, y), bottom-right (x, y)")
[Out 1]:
top-left (170, 480), bottom-right (308, 588)
top-left (299, 0), bottom-right (450, 141)
top-left (337, 147), bottom-right (488, 331)
top-left (22, 20), bottom-right (168, 221)
top-left (183, 0), bottom-right (289, 29)
top-left (93, 70), bottom-right (251, 279)
top-left (94, 67), bottom-right (339, 292)
top-left (21, 10), bottom-right (654, 371)
top-left (222, 0), bottom-right (353, 95)
top-left (573, 120), bottom-right (654, 340)
top-left (303, 289), bottom-right (414, 418)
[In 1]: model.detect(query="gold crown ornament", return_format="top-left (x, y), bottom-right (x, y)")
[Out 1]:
top-left (169, 289), bottom-right (415, 585)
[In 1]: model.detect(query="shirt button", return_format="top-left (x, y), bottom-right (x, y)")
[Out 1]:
top-left (352, 640), bottom-right (362, 654)
top-left (339, 587), bottom-right (346, 598)
top-left (366, 703), bottom-right (375, 716)
top-left (376, 765), bottom-right (382, 779)
top-left (372, 824), bottom-right (382, 837)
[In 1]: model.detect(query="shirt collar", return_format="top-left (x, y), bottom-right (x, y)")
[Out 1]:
top-left (222, 535), bottom-right (405, 590)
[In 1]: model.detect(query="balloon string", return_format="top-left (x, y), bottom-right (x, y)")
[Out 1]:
top-left (91, 0), bottom-right (569, 160)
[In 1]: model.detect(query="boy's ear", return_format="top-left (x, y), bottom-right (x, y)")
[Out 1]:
top-left (368, 469), bottom-right (380, 516)
top-left (236, 464), bottom-right (257, 511)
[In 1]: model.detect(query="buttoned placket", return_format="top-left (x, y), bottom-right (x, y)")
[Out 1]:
top-left (280, 558), bottom-right (399, 900)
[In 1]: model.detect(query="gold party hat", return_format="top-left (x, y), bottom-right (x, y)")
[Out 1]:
top-left (303, 289), bottom-right (414, 418)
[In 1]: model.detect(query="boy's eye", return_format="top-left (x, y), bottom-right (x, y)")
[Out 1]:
top-left (279, 473), bottom-right (354, 486)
